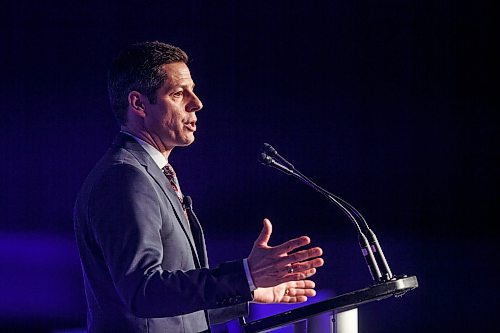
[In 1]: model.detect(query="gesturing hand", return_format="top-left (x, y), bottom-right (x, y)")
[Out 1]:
top-left (252, 280), bottom-right (317, 304)
top-left (247, 218), bottom-right (324, 289)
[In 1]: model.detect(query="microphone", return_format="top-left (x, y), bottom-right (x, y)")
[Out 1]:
top-left (184, 196), bottom-right (201, 221)
top-left (183, 195), bottom-right (201, 226)
top-left (261, 143), bottom-right (296, 170)
top-left (259, 143), bottom-right (393, 282)
top-left (258, 153), bottom-right (294, 175)
top-left (183, 195), bottom-right (193, 210)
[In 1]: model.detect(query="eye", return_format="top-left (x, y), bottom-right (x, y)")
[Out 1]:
top-left (172, 90), bottom-right (183, 98)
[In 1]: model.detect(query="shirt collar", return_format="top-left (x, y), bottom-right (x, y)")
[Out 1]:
top-left (121, 131), bottom-right (168, 170)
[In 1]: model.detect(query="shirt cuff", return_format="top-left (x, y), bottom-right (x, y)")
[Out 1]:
top-left (243, 258), bottom-right (256, 291)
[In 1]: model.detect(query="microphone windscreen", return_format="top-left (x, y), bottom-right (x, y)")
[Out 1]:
top-left (184, 195), bottom-right (192, 207)
top-left (262, 143), bottom-right (277, 155)
top-left (258, 153), bottom-right (273, 165)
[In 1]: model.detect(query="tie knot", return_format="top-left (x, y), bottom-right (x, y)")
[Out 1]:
top-left (163, 164), bottom-right (176, 178)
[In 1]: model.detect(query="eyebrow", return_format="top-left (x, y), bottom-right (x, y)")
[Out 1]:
top-left (178, 82), bottom-right (196, 89)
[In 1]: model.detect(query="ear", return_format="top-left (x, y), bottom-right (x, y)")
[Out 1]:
top-left (128, 91), bottom-right (147, 118)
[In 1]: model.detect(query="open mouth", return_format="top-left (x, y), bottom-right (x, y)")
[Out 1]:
top-left (185, 121), bottom-right (196, 131)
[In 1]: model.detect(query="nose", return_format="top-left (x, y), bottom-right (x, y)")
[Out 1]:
top-left (188, 92), bottom-right (203, 112)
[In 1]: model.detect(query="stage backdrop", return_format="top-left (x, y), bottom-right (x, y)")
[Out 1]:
top-left (1, 1), bottom-right (496, 332)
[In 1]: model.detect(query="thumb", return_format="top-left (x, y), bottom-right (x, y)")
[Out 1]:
top-left (254, 218), bottom-right (272, 246)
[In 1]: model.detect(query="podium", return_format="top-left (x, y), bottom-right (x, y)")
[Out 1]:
top-left (239, 275), bottom-right (418, 333)
top-left (255, 144), bottom-right (419, 332)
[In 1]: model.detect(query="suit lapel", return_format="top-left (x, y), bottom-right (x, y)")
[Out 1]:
top-left (147, 167), bottom-right (202, 267)
top-left (114, 133), bottom-right (202, 267)
top-left (186, 200), bottom-right (208, 268)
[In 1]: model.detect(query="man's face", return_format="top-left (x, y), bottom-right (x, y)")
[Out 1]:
top-left (143, 62), bottom-right (203, 150)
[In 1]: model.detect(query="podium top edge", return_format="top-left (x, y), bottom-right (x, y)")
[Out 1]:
top-left (242, 275), bottom-right (418, 332)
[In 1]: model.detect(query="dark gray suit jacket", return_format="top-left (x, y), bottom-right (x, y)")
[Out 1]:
top-left (74, 133), bottom-right (252, 332)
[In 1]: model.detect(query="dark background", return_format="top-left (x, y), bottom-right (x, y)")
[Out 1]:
top-left (1, 0), bottom-right (497, 332)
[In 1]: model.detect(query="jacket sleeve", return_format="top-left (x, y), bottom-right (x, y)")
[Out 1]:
top-left (208, 302), bottom-right (249, 325)
top-left (88, 163), bottom-right (253, 318)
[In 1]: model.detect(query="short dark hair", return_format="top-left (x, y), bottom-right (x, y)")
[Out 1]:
top-left (107, 41), bottom-right (189, 124)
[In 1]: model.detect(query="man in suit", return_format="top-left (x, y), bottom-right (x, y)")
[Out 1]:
top-left (74, 41), bottom-right (324, 332)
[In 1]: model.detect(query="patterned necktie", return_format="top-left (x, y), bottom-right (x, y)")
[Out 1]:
top-left (162, 164), bottom-right (190, 229)
top-left (162, 163), bottom-right (183, 202)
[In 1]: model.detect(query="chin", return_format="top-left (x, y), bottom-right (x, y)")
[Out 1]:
top-left (180, 136), bottom-right (195, 146)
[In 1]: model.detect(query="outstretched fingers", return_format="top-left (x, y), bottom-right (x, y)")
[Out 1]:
top-left (276, 247), bottom-right (324, 272)
top-left (288, 256), bottom-right (325, 272)
top-left (254, 219), bottom-right (273, 246)
top-left (248, 218), bottom-right (325, 289)
top-left (274, 236), bottom-right (311, 255)
top-left (289, 280), bottom-right (316, 296)
top-left (277, 267), bottom-right (318, 284)
top-left (282, 280), bottom-right (318, 303)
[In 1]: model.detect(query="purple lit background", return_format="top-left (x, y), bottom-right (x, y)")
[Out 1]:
top-left (1, 1), bottom-right (496, 332)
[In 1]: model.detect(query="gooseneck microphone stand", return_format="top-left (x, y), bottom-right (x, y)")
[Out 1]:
top-left (238, 143), bottom-right (418, 333)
